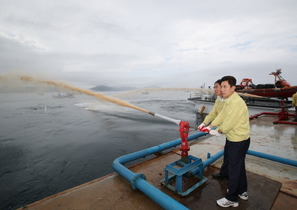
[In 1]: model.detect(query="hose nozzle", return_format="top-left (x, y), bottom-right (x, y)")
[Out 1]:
top-left (149, 112), bottom-right (155, 116)
top-left (150, 112), bottom-right (181, 125)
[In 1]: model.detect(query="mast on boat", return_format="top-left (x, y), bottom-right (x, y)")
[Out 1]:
top-left (269, 69), bottom-right (291, 87)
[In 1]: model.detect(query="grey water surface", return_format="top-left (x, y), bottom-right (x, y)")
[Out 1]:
top-left (0, 91), bottom-right (198, 210)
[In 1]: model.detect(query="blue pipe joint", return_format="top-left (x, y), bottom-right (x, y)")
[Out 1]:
top-left (131, 173), bottom-right (146, 190)
top-left (203, 150), bottom-right (224, 168)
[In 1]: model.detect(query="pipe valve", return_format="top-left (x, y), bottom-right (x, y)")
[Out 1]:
top-left (179, 121), bottom-right (190, 163)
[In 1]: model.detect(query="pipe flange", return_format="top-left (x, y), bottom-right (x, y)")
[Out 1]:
top-left (131, 173), bottom-right (146, 190)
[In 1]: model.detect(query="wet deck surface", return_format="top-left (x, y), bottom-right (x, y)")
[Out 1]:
top-left (19, 152), bottom-right (294, 210)
top-left (19, 115), bottom-right (297, 210)
top-left (181, 169), bottom-right (281, 210)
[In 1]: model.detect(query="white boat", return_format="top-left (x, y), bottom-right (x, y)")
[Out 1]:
top-left (52, 92), bottom-right (75, 99)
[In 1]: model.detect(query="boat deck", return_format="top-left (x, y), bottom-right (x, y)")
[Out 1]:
top-left (18, 115), bottom-right (297, 210)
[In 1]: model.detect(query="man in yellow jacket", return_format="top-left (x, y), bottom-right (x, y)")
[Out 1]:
top-left (201, 76), bottom-right (250, 208)
top-left (198, 79), bottom-right (224, 129)
top-left (292, 90), bottom-right (297, 122)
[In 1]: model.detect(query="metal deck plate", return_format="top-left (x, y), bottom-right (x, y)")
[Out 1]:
top-left (19, 152), bottom-right (290, 210)
top-left (180, 167), bottom-right (282, 210)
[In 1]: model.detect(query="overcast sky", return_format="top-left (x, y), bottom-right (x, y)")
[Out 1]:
top-left (1, 0), bottom-right (296, 89)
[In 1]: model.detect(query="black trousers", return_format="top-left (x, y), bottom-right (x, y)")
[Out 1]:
top-left (220, 138), bottom-right (250, 201)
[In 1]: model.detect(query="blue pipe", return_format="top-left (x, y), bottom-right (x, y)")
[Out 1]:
top-left (112, 131), bottom-right (207, 210)
top-left (113, 131), bottom-right (297, 210)
top-left (247, 150), bottom-right (297, 167)
top-left (203, 149), bottom-right (224, 168)
top-left (185, 149), bottom-right (224, 177)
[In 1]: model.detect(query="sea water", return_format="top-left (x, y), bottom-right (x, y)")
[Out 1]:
top-left (0, 90), bottom-right (198, 210)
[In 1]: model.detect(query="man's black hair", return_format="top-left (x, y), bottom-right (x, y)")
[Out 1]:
top-left (221, 76), bottom-right (236, 87)
top-left (215, 79), bottom-right (222, 84)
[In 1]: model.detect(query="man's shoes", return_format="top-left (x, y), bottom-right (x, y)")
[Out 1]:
top-left (227, 189), bottom-right (249, 200)
top-left (212, 173), bottom-right (228, 178)
top-left (217, 197), bottom-right (239, 207)
top-left (238, 192), bottom-right (249, 200)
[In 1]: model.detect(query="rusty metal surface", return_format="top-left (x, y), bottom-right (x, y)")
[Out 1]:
top-left (180, 168), bottom-right (282, 210)
top-left (18, 154), bottom-right (178, 210)
top-left (18, 115), bottom-right (297, 210)
top-left (19, 150), bottom-right (296, 210)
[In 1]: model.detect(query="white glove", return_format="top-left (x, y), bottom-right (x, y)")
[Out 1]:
top-left (198, 123), bottom-right (206, 131)
top-left (209, 129), bottom-right (222, 137)
top-left (200, 126), bottom-right (211, 133)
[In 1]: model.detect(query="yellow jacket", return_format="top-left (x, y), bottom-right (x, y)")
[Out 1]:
top-left (211, 92), bottom-right (250, 142)
top-left (292, 92), bottom-right (297, 107)
top-left (204, 96), bottom-right (225, 125)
